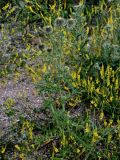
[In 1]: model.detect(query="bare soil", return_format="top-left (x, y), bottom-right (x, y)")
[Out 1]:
top-left (0, 76), bottom-right (43, 138)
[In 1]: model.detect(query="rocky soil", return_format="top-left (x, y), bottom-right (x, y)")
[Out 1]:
top-left (0, 77), bottom-right (43, 138)
top-left (0, 22), bottom-right (44, 139)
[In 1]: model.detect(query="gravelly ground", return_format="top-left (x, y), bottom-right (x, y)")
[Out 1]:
top-left (0, 78), bottom-right (43, 138)
top-left (0, 22), bottom-right (45, 138)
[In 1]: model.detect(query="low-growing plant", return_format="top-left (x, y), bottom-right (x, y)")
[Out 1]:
top-left (36, 1), bottom-right (120, 159)
top-left (0, 0), bottom-right (120, 159)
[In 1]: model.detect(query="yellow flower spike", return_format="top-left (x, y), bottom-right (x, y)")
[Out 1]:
top-left (99, 111), bottom-right (104, 121)
top-left (1, 146), bottom-right (6, 154)
top-left (64, 86), bottom-right (69, 92)
top-left (82, 79), bottom-right (87, 87)
top-left (112, 70), bottom-right (115, 82)
top-left (106, 65), bottom-right (111, 87)
top-left (86, 27), bottom-right (89, 35)
top-left (107, 76), bottom-right (110, 87)
top-left (76, 148), bottom-right (80, 154)
top-left (115, 76), bottom-right (119, 90)
top-left (68, 101), bottom-right (76, 108)
top-left (15, 145), bottom-right (21, 151)
top-left (100, 64), bottom-right (104, 80)
top-left (92, 129), bottom-right (100, 143)
top-left (25, 120), bottom-right (29, 128)
top-left (94, 102), bottom-right (97, 108)
top-left (2, 3), bottom-right (9, 10)
top-left (72, 82), bottom-right (78, 88)
top-left (53, 145), bottom-right (59, 153)
top-left (27, 6), bottom-right (35, 13)
top-left (29, 127), bottom-right (33, 140)
top-left (77, 74), bottom-right (80, 82)
top-left (70, 135), bottom-right (74, 141)
top-left (108, 119), bottom-right (113, 127)
top-left (109, 96), bottom-right (113, 102)
top-left (31, 144), bottom-right (35, 149)
top-left (71, 71), bottom-right (77, 80)
top-left (96, 87), bottom-right (100, 94)
top-left (117, 119), bottom-right (120, 128)
top-left (63, 31), bottom-right (67, 36)
top-left (91, 100), bottom-right (94, 105)
top-left (104, 119), bottom-right (107, 127)
top-left (96, 78), bottom-right (99, 84)
top-left (108, 14), bottom-right (113, 25)
top-left (6, 6), bottom-right (16, 18)
top-left (118, 132), bottom-right (120, 139)
top-left (19, 153), bottom-right (25, 159)
top-left (107, 134), bottom-right (112, 143)
top-left (77, 67), bottom-right (81, 74)
top-left (90, 82), bottom-right (95, 95)
top-left (85, 123), bottom-right (90, 133)
top-left (42, 64), bottom-right (47, 73)
top-left (90, 77), bottom-right (93, 81)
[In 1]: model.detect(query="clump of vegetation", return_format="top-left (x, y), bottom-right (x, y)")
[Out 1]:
top-left (0, 0), bottom-right (120, 159)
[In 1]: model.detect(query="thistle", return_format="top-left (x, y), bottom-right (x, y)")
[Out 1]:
top-left (67, 18), bottom-right (76, 29)
top-left (39, 43), bottom-right (45, 50)
top-left (54, 17), bottom-right (66, 27)
top-left (46, 47), bottom-right (53, 53)
top-left (44, 25), bottom-right (53, 34)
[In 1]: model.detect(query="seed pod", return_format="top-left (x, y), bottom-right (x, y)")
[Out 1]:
top-left (67, 18), bottom-right (76, 29)
top-left (44, 25), bottom-right (53, 34)
top-left (54, 17), bottom-right (66, 27)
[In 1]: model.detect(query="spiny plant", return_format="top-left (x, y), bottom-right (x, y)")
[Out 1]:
top-left (0, 1), bottom-right (120, 159)
top-left (35, 1), bottom-right (120, 159)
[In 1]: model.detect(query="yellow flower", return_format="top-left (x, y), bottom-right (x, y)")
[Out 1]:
top-left (64, 86), bottom-right (69, 91)
top-left (42, 64), bottom-right (47, 73)
top-left (117, 119), bottom-right (120, 129)
top-left (29, 127), bottom-right (33, 140)
top-left (76, 148), bottom-right (80, 153)
top-left (19, 153), bottom-right (25, 159)
top-left (1, 146), bottom-right (6, 154)
top-left (107, 134), bottom-right (112, 143)
top-left (85, 123), bottom-right (90, 133)
top-left (15, 145), bottom-right (20, 151)
top-left (71, 71), bottom-right (77, 80)
top-left (108, 119), bottom-right (113, 127)
top-left (86, 26), bottom-right (89, 35)
top-left (108, 15), bottom-right (113, 25)
top-left (104, 119), bottom-right (107, 127)
top-left (92, 129), bottom-right (100, 143)
top-left (72, 82), bottom-right (78, 88)
top-left (53, 145), bottom-right (59, 153)
top-left (118, 132), bottom-right (120, 139)
top-left (100, 64), bottom-right (104, 80)
top-left (96, 87), bottom-right (100, 94)
top-left (77, 74), bottom-right (80, 82)
top-left (99, 111), bottom-right (104, 121)
top-left (68, 102), bottom-right (76, 107)
top-left (115, 76), bottom-right (119, 90)
top-left (109, 96), bottom-right (113, 102)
